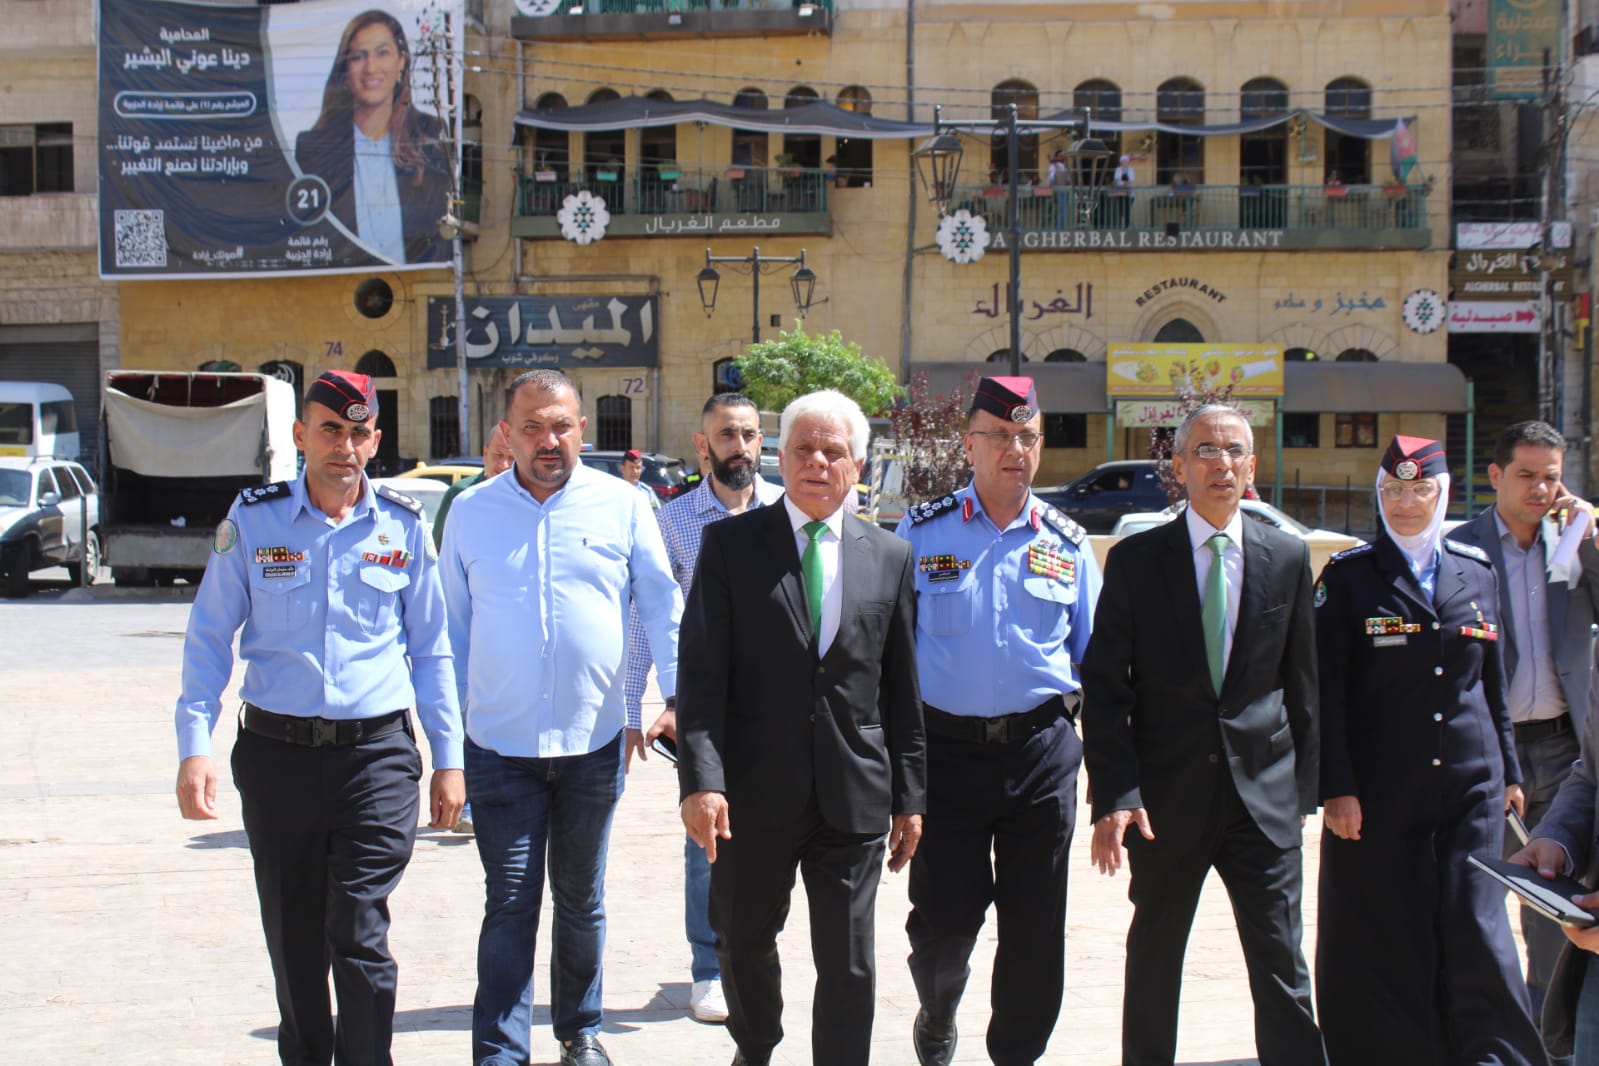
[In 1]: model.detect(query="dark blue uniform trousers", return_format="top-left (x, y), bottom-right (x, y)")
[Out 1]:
top-left (906, 715), bottom-right (1081, 1066)
top-left (231, 722), bottom-right (422, 1066)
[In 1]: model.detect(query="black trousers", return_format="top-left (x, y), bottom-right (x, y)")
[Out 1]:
top-left (708, 798), bottom-right (885, 1066)
top-left (906, 715), bottom-right (1080, 1065)
top-left (1123, 769), bottom-right (1325, 1066)
top-left (231, 722), bottom-right (422, 1066)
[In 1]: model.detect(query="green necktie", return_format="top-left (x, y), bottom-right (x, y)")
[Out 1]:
top-left (802, 520), bottom-right (828, 642)
top-left (1203, 533), bottom-right (1229, 692)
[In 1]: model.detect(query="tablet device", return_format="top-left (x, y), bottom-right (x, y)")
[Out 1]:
top-left (1468, 854), bottom-right (1596, 929)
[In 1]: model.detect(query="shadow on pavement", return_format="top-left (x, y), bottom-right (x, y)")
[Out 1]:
top-left (186, 829), bottom-right (249, 849)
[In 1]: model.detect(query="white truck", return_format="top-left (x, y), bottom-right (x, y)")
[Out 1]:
top-left (99, 371), bottom-right (297, 587)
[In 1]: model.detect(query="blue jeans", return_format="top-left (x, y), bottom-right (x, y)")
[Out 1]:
top-left (467, 732), bottom-right (625, 1065)
top-left (685, 835), bottom-right (719, 982)
top-left (1576, 955), bottom-right (1599, 1063)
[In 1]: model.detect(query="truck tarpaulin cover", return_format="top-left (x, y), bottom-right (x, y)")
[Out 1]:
top-left (98, 0), bottom-right (463, 279)
top-left (105, 385), bottom-right (297, 480)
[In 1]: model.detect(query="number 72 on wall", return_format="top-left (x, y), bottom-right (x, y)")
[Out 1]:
top-left (618, 376), bottom-right (647, 396)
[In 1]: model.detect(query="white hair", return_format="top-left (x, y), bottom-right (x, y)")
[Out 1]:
top-left (778, 389), bottom-right (870, 459)
top-left (1174, 403), bottom-right (1255, 454)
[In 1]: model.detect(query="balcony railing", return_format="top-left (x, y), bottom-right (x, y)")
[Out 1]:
top-left (519, 165), bottom-right (830, 216)
top-left (950, 182), bottom-right (1430, 248)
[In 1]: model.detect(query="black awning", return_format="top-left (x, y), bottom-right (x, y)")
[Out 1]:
top-left (913, 362), bottom-right (1108, 415)
top-left (1027, 108), bottom-right (1411, 141)
top-left (1283, 362), bottom-right (1469, 413)
top-left (514, 95), bottom-right (936, 140)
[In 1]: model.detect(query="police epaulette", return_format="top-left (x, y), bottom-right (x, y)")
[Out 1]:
top-left (1444, 538), bottom-right (1491, 565)
top-left (908, 495), bottom-right (960, 525)
top-left (376, 484), bottom-right (424, 516)
top-left (1326, 542), bottom-right (1374, 564)
top-left (238, 481), bottom-right (290, 505)
top-left (1038, 505), bottom-right (1087, 547)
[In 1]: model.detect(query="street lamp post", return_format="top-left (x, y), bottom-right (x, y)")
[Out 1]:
top-left (696, 246), bottom-right (818, 343)
top-left (912, 104), bottom-right (1113, 376)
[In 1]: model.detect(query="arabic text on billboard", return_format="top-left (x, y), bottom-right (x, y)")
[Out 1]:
top-left (1105, 344), bottom-right (1284, 398)
top-left (426, 296), bottom-right (661, 370)
top-left (99, 0), bottom-right (462, 279)
top-left (1487, 0), bottom-right (1561, 100)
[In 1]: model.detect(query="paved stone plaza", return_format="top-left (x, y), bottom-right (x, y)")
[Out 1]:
top-left (0, 590), bottom-right (1503, 1065)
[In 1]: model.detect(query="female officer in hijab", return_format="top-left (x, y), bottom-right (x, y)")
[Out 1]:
top-left (1313, 435), bottom-right (1545, 1065)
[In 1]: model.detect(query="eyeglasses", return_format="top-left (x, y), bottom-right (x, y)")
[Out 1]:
top-left (1380, 481), bottom-right (1440, 502)
top-left (968, 430), bottom-right (1042, 450)
top-left (1189, 444), bottom-right (1251, 461)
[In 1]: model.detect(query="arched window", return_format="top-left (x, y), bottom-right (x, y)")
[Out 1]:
top-left (355, 350), bottom-right (397, 377)
top-left (528, 92), bottom-right (571, 186)
top-left (637, 89), bottom-right (678, 212)
top-left (1156, 78), bottom-right (1204, 185)
top-left (987, 348), bottom-right (1028, 363)
top-left (260, 359), bottom-right (305, 418)
top-left (461, 93), bottom-right (483, 223)
top-left (429, 395), bottom-right (459, 459)
top-left (1335, 347), bottom-right (1378, 362)
top-left (1152, 318), bottom-right (1204, 343)
top-left (1074, 79), bottom-right (1122, 157)
top-left (595, 395), bottom-right (632, 451)
top-left (990, 80), bottom-right (1040, 184)
top-left (782, 86), bottom-right (822, 170)
top-left (1239, 77), bottom-right (1288, 186)
top-left (1044, 348), bottom-right (1087, 362)
top-left (1284, 346), bottom-right (1319, 361)
top-left (583, 88), bottom-right (626, 209)
top-left (731, 87), bottom-right (769, 168)
top-left (834, 87), bottom-right (874, 187)
top-left (1325, 77), bottom-right (1373, 184)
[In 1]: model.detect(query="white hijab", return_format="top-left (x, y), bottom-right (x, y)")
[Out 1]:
top-left (1376, 467), bottom-right (1451, 578)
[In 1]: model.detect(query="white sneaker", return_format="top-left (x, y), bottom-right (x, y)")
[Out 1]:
top-left (689, 978), bottom-right (729, 1023)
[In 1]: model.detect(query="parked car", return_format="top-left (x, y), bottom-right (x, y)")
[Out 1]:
top-left (0, 456), bottom-right (100, 596)
top-left (1110, 498), bottom-right (1361, 549)
top-left (397, 463), bottom-right (483, 486)
top-left (581, 450), bottom-right (689, 501)
top-left (1035, 460), bottom-right (1170, 533)
top-left (368, 476), bottom-right (450, 547)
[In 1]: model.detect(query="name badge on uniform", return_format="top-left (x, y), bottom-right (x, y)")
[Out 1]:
top-left (361, 549), bottom-right (412, 569)
top-left (1027, 542), bottom-right (1075, 583)
top-left (919, 554), bottom-right (971, 584)
top-left (255, 546), bottom-right (306, 564)
top-left (261, 564), bottom-right (298, 579)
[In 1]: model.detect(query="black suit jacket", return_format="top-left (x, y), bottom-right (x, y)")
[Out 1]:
top-left (676, 502), bottom-right (926, 835)
top-left (294, 111), bottom-right (449, 265)
top-left (1081, 515), bottom-right (1319, 850)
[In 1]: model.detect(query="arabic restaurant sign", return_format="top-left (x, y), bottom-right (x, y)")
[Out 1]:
top-left (1106, 343), bottom-right (1284, 398)
top-left (1447, 300), bottom-right (1539, 334)
top-left (99, 0), bottom-right (462, 279)
top-left (1451, 247), bottom-right (1573, 298)
top-left (1456, 221), bottom-right (1572, 250)
top-left (426, 296), bottom-right (660, 370)
top-left (1116, 399), bottom-right (1274, 429)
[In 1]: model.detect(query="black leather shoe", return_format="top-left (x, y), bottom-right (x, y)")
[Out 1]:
top-left (913, 1007), bottom-right (957, 1066)
top-left (731, 1050), bottom-right (769, 1066)
top-left (559, 1034), bottom-right (612, 1066)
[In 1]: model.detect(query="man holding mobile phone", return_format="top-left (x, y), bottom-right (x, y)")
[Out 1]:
top-left (1460, 421), bottom-right (1599, 1047)
top-left (623, 392), bottom-right (782, 1025)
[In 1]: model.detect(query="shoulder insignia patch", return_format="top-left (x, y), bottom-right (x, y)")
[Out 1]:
top-left (1327, 542), bottom-right (1374, 564)
top-left (1444, 538), bottom-right (1491, 565)
top-left (239, 481), bottom-right (290, 506)
top-left (1037, 505), bottom-right (1087, 547)
top-left (1313, 579), bottom-right (1327, 608)
top-left (909, 495), bottom-right (960, 526)
top-left (376, 484), bottom-right (424, 517)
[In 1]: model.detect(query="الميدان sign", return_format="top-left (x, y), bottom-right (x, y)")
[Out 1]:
top-left (98, 0), bottom-right (462, 279)
top-left (425, 295), bottom-right (661, 369)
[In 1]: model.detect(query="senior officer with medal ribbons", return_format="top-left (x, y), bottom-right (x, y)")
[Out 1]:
top-left (894, 376), bottom-right (1100, 1066)
top-left (1313, 434), bottom-right (1544, 1065)
top-left (174, 370), bottom-right (464, 1066)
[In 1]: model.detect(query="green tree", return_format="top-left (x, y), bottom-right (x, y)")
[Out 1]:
top-left (732, 323), bottom-right (903, 416)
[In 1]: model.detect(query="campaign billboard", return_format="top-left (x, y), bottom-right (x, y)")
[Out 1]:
top-left (99, 0), bottom-right (462, 279)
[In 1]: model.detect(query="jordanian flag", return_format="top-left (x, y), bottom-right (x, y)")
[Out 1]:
top-left (1390, 119), bottom-right (1417, 182)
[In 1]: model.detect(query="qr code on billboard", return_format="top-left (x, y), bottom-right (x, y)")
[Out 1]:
top-left (114, 209), bottom-right (167, 268)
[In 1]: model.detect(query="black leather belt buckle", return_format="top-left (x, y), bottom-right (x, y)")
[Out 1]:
top-left (985, 717), bottom-right (1008, 744)
top-left (311, 719), bottom-right (339, 747)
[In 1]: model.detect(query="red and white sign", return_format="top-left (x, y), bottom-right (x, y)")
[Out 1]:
top-left (1456, 221), bottom-right (1572, 250)
top-left (1447, 300), bottom-right (1540, 333)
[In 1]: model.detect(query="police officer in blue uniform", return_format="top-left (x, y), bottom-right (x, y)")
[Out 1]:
top-left (174, 370), bottom-right (464, 1066)
top-left (1314, 435), bottom-right (1544, 1065)
top-left (896, 376), bottom-right (1101, 1066)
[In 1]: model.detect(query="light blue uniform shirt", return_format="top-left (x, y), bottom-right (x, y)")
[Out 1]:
top-left (353, 125), bottom-right (405, 263)
top-left (174, 473), bottom-right (462, 767)
top-left (441, 462), bottom-right (683, 757)
top-left (624, 475), bottom-right (783, 725)
top-left (896, 483), bottom-right (1101, 717)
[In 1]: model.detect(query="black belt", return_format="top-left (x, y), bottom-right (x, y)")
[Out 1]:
top-left (1514, 713), bottom-right (1573, 743)
top-left (923, 693), bottom-right (1078, 745)
top-left (242, 704), bottom-right (409, 748)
